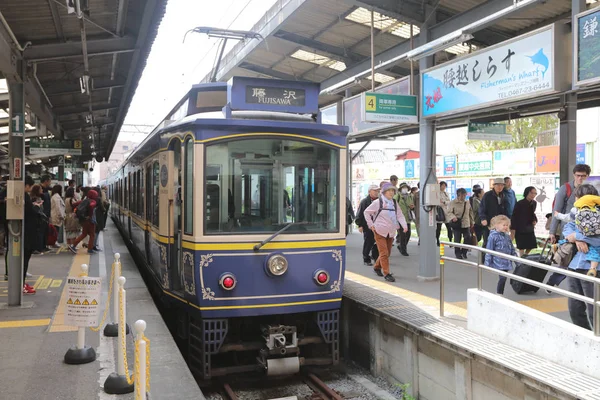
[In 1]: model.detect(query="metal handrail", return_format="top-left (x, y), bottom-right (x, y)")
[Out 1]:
top-left (439, 241), bottom-right (600, 336)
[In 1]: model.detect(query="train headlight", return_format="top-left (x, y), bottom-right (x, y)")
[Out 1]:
top-left (219, 273), bottom-right (236, 290)
top-left (313, 269), bottom-right (330, 286)
top-left (267, 254), bottom-right (288, 276)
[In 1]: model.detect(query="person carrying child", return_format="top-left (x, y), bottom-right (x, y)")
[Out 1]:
top-left (484, 215), bottom-right (518, 295)
top-left (572, 193), bottom-right (600, 277)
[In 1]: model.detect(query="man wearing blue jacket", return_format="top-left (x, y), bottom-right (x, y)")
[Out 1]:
top-left (562, 218), bottom-right (600, 331)
top-left (503, 177), bottom-right (516, 218)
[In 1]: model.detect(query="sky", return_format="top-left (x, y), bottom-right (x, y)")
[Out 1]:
top-left (120, 0), bottom-right (279, 142)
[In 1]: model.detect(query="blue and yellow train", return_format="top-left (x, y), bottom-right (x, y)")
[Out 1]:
top-left (105, 77), bottom-right (348, 379)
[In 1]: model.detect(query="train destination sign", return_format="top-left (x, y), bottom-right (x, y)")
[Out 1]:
top-left (245, 86), bottom-right (306, 107)
top-left (228, 77), bottom-right (320, 114)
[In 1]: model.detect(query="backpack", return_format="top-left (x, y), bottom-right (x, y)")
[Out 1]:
top-left (373, 197), bottom-right (398, 222)
top-left (552, 183), bottom-right (572, 213)
top-left (575, 206), bottom-right (600, 236)
top-left (75, 199), bottom-right (89, 221)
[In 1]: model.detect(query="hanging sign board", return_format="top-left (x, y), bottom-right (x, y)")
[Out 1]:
top-left (422, 24), bottom-right (565, 118)
top-left (11, 112), bottom-right (24, 137)
top-left (64, 276), bottom-right (102, 327)
top-left (361, 92), bottom-right (418, 124)
top-left (575, 7), bottom-right (600, 87)
top-left (468, 122), bottom-right (510, 141)
top-left (29, 139), bottom-right (82, 156)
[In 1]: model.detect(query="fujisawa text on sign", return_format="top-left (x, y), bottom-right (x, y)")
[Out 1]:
top-left (361, 92), bottom-right (418, 124)
top-left (64, 276), bottom-right (102, 327)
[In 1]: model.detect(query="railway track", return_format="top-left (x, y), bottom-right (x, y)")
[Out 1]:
top-left (220, 373), bottom-right (345, 400)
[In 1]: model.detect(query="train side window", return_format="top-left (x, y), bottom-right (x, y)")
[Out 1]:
top-left (184, 138), bottom-right (193, 235)
top-left (146, 165), bottom-right (152, 223)
top-left (152, 161), bottom-right (160, 226)
top-left (140, 169), bottom-right (145, 219)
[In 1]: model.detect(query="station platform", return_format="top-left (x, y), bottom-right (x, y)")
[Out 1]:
top-left (345, 229), bottom-right (571, 323)
top-left (0, 221), bottom-right (204, 400)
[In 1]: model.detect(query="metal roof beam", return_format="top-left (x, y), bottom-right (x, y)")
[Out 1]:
top-left (206, 0), bottom-right (309, 83)
top-left (320, 0), bottom-right (545, 92)
top-left (54, 103), bottom-right (120, 116)
top-left (340, 0), bottom-right (425, 27)
top-left (23, 36), bottom-right (136, 61)
top-left (273, 30), bottom-right (363, 62)
top-left (45, 78), bottom-right (126, 95)
top-left (238, 62), bottom-right (305, 81)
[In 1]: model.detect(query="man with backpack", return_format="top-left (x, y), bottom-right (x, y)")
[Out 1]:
top-left (68, 189), bottom-right (98, 254)
top-left (355, 185), bottom-right (380, 266)
top-left (546, 164), bottom-right (591, 290)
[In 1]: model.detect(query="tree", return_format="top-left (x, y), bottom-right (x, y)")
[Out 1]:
top-left (466, 114), bottom-right (559, 152)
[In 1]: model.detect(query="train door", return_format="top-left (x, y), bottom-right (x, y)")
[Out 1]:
top-left (127, 172), bottom-right (132, 237)
top-left (145, 164), bottom-right (152, 264)
top-left (170, 144), bottom-right (182, 292)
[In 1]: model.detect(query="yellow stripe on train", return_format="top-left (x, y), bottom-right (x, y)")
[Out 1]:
top-left (181, 240), bottom-right (346, 251)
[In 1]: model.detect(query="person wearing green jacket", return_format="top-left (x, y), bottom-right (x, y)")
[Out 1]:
top-left (394, 182), bottom-right (414, 256)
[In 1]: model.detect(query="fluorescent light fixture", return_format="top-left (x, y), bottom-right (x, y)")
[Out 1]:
top-left (25, 161), bottom-right (31, 165)
top-left (0, 109), bottom-right (8, 118)
top-left (0, 79), bottom-right (7, 92)
top-left (0, 141), bottom-right (8, 145)
top-left (25, 123), bottom-right (34, 130)
top-left (0, 126), bottom-right (8, 134)
top-left (36, 160), bottom-right (42, 164)
top-left (346, 8), bottom-right (419, 39)
top-left (25, 138), bottom-right (30, 142)
top-left (291, 49), bottom-right (346, 72)
top-left (66, 155), bottom-right (72, 159)
top-left (366, 73), bottom-right (395, 84)
top-left (406, 32), bottom-right (474, 61)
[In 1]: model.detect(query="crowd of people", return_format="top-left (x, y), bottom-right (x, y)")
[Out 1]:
top-left (353, 163), bottom-right (600, 331)
top-left (1, 176), bottom-right (110, 295)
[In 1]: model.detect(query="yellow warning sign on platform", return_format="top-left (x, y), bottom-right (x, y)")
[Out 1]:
top-left (64, 276), bottom-right (102, 327)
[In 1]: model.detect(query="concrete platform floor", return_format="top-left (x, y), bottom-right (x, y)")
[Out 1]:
top-left (0, 220), bottom-right (203, 400)
top-left (344, 229), bottom-right (572, 324)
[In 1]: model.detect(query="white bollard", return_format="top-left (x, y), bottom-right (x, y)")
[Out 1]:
top-left (135, 320), bottom-right (147, 400)
top-left (113, 254), bottom-right (120, 327)
top-left (77, 264), bottom-right (88, 350)
top-left (117, 276), bottom-right (127, 376)
top-left (103, 275), bottom-right (134, 394)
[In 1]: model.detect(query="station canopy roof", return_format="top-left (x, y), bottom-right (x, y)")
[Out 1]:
top-left (203, 0), bottom-right (592, 113)
top-left (0, 0), bottom-right (167, 169)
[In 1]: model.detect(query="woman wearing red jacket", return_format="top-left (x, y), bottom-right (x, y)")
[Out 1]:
top-left (68, 189), bottom-right (98, 254)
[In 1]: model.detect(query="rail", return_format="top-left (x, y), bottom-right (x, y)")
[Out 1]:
top-left (438, 241), bottom-right (600, 336)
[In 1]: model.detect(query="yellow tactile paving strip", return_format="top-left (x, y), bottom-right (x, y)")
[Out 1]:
top-left (0, 319), bottom-right (51, 328)
top-left (346, 272), bottom-right (570, 318)
top-left (48, 252), bottom-right (91, 333)
top-left (345, 271), bottom-right (468, 318)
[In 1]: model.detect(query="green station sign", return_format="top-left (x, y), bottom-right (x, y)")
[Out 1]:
top-left (29, 139), bottom-right (82, 156)
top-left (361, 92), bottom-right (418, 124)
top-left (467, 122), bottom-right (510, 142)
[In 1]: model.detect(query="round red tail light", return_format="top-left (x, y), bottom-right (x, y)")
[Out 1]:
top-left (219, 273), bottom-right (236, 290)
top-left (313, 270), bottom-right (330, 286)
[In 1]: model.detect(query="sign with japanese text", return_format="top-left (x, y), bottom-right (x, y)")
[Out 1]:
top-left (362, 93), bottom-right (418, 124)
top-left (468, 122), bottom-right (510, 141)
top-left (576, 7), bottom-right (600, 86)
top-left (445, 180), bottom-right (456, 200)
top-left (443, 156), bottom-right (456, 176)
top-left (535, 146), bottom-right (559, 173)
top-left (344, 77), bottom-right (410, 135)
top-left (422, 26), bottom-right (555, 117)
top-left (435, 156), bottom-right (443, 177)
top-left (576, 143), bottom-right (586, 164)
top-left (457, 152), bottom-right (492, 176)
top-left (493, 148), bottom-right (535, 175)
top-left (29, 139), bottom-right (82, 156)
top-left (245, 86), bottom-right (306, 107)
top-left (64, 276), bottom-right (102, 327)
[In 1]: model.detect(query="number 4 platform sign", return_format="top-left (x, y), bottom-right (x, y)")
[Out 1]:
top-left (64, 276), bottom-right (102, 327)
top-left (362, 92), bottom-right (418, 124)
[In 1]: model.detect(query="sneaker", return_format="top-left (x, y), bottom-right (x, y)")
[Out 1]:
top-left (364, 260), bottom-right (373, 266)
top-left (53, 243), bottom-right (62, 248)
top-left (68, 245), bottom-right (77, 254)
top-left (32, 250), bottom-right (41, 255)
top-left (373, 268), bottom-right (384, 277)
top-left (23, 284), bottom-right (36, 294)
top-left (87, 250), bottom-right (95, 254)
top-left (401, 251), bottom-right (409, 257)
top-left (93, 246), bottom-right (102, 252)
top-left (384, 274), bottom-right (396, 282)
top-left (26, 272), bottom-right (32, 278)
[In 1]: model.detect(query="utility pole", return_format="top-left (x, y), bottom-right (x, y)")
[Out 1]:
top-left (6, 61), bottom-right (26, 306)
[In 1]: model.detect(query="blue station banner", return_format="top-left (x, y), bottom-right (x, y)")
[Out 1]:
top-left (422, 26), bottom-right (556, 118)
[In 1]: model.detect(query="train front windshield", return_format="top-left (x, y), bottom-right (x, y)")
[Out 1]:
top-left (204, 137), bottom-right (340, 234)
